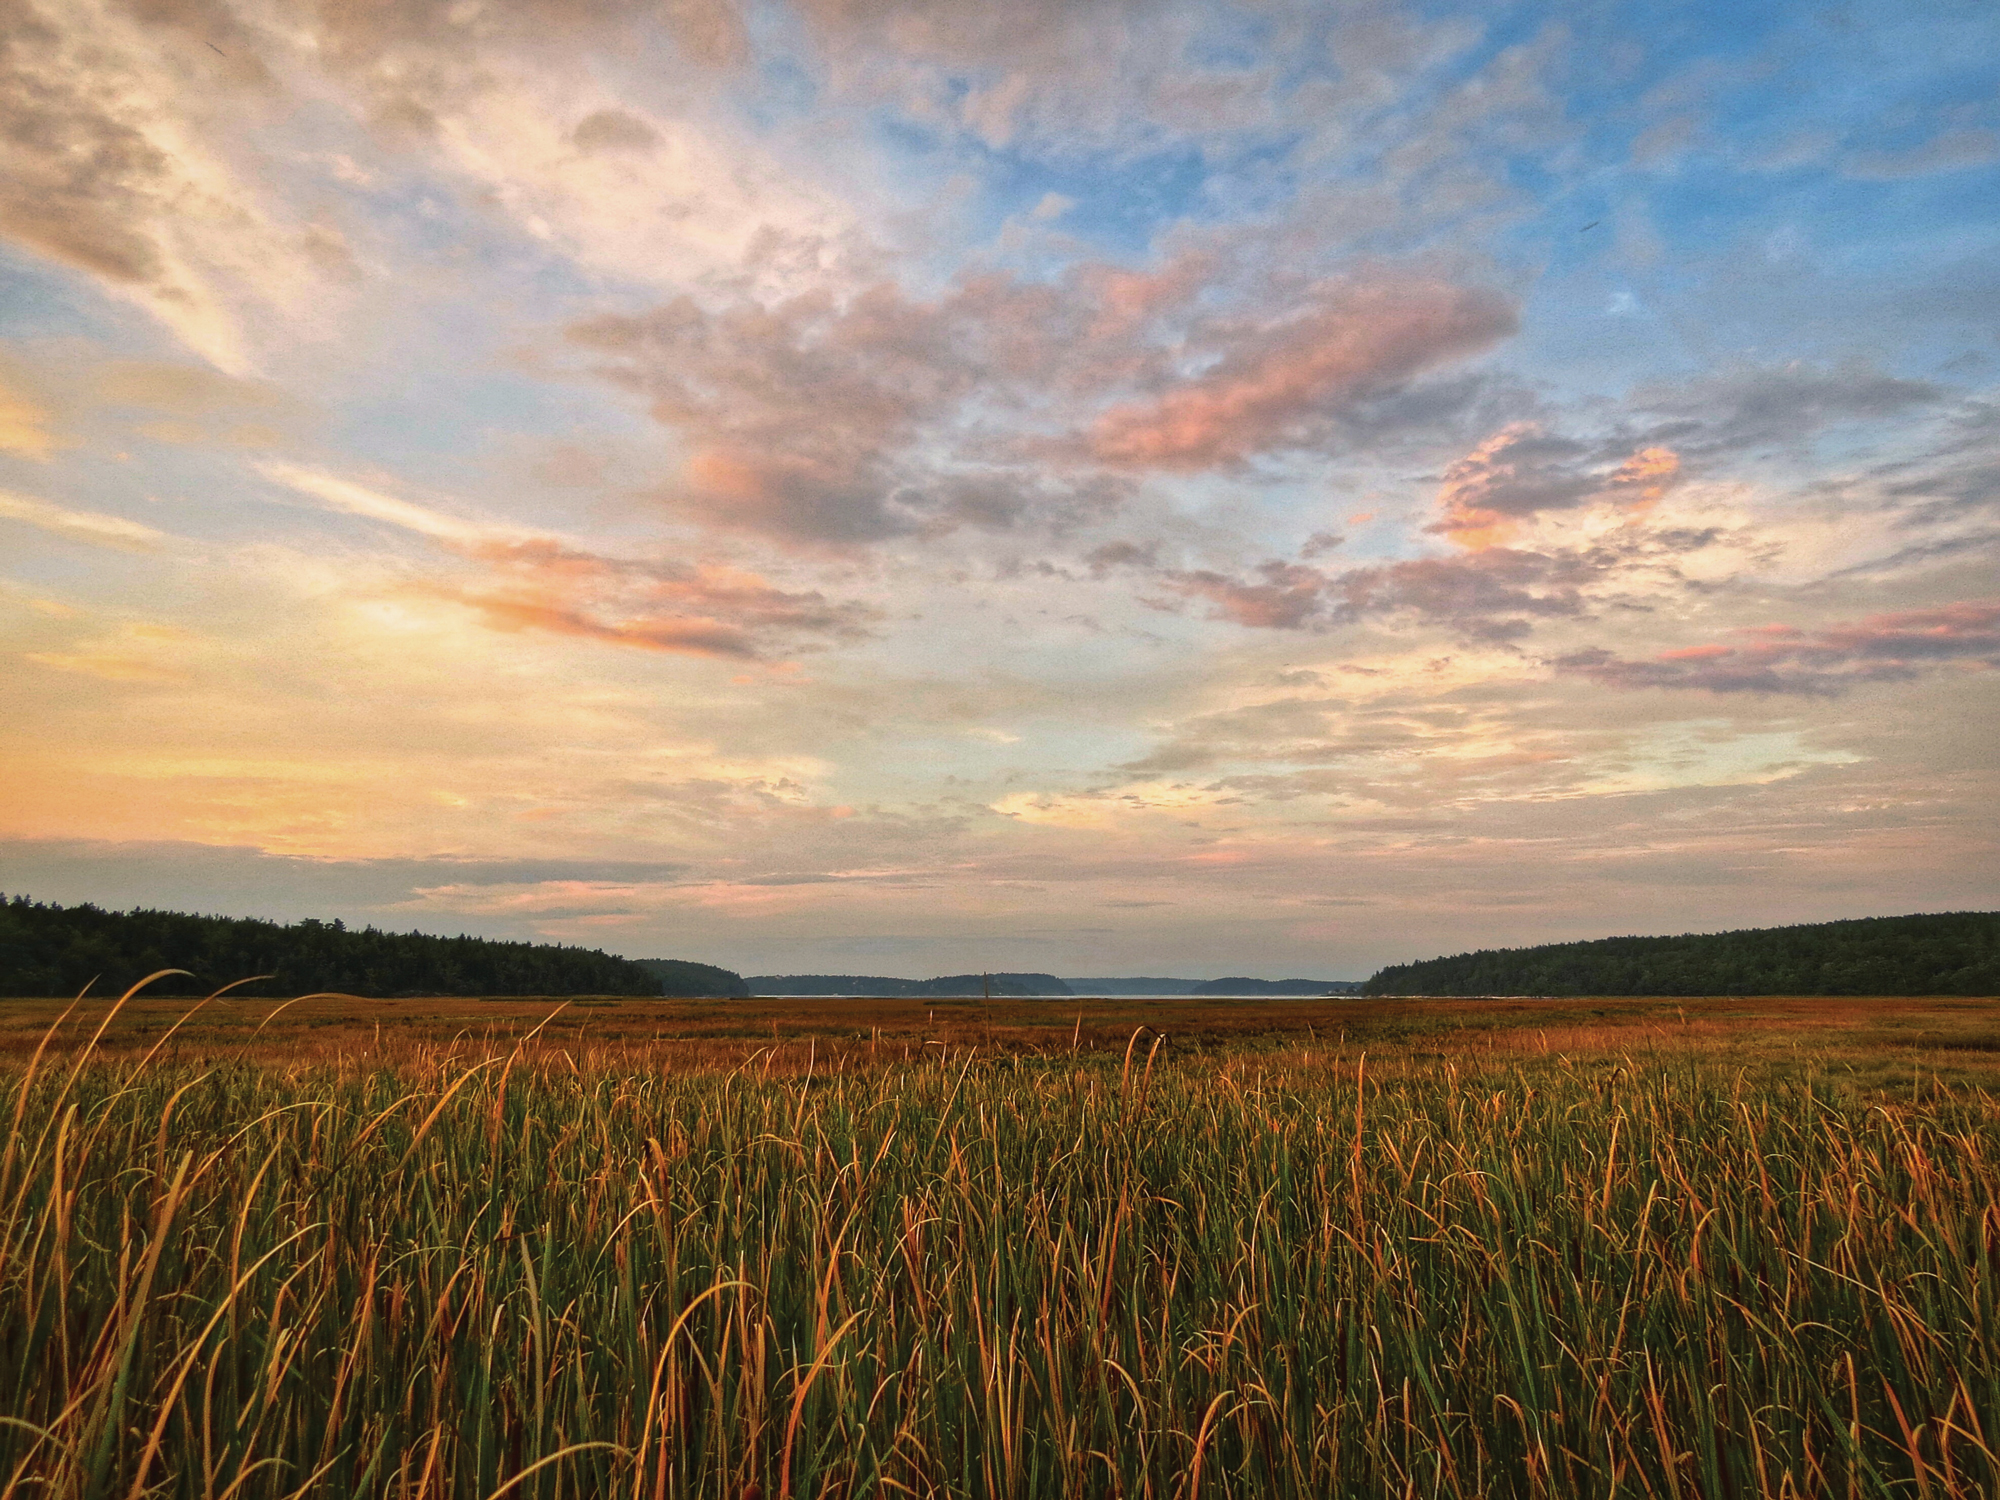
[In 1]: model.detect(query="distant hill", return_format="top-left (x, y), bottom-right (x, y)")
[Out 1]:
top-left (745, 975), bottom-right (903, 996)
top-left (749, 973), bottom-right (1365, 997)
top-left (747, 973), bottom-right (1073, 997)
top-left (1061, 977), bottom-right (1205, 995)
top-left (634, 959), bottom-right (749, 997)
top-left (1363, 911), bottom-right (2000, 997)
top-left (0, 894), bottom-right (662, 998)
top-left (1187, 978), bottom-right (1364, 996)
top-left (912, 973), bottom-right (1071, 997)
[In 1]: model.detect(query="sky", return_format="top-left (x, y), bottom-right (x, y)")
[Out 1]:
top-left (1, 0), bottom-right (1996, 980)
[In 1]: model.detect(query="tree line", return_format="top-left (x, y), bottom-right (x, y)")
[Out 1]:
top-left (0, 895), bottom-right (668, 998)
top-left (1362, 911), bottom-right (2000, 997)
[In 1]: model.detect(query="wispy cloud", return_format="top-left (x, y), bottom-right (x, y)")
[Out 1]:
top-left (0, 490), bottom-right (164, 551)
top-left (256, 462), bottom-right (875, 659)
top-left (0, 375), bottom-right (58, 460)
top-left (1846, 128), bottom-right (2000, 180)
top-left (1553, 602), bottom-right (2000, 696)
top-left (256, 462), bottom-right (499, 544)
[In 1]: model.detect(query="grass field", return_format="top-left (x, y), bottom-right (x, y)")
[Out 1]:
top-left (2, 985), bottom-right (1998, 1497)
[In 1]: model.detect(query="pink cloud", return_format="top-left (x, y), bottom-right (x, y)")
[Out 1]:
top-left (1157, 561), bottom-right (1333, 629)
top-left (1554, 601), bottom-right (2000, 695)
top-left (1089, 279), bottom-right (1514, 470)
top-left (572, 259), bottom-right (1517, 543)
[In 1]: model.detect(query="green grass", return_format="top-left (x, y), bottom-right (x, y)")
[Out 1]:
top-left (2, 1003), bottom-right (1998, 1496)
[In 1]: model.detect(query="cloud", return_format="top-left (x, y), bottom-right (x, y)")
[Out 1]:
top-left (1876, 404), bottom-right (2000, 529)
top-left (571, 265), bottom-right (1513, 545)
top-left (1149, 538), bottom-right (1638, 644)
top-left (0, 838), bottom-right (697, 933)
top-left (0, 0), bottom-right (349, 372)
top-left (425, 81), bottom-right (850, 295)
top-left (0, 3), bottom-right (188, 286)
top-left (419, 587), bottom-right (765, 659)
top-left (94, 361), bottom-right (290, 416)
top-left (1328, 548), bottom-right (1598, 641)
top-left (0, 375), bottom-right (57, 460)
top-left (1553, 601), bottom-right (2000, 696)
top-left (1845, 128), bottom-right (2000, 180)
top-left (88, 359), bottom-right (302, 448)
top-left (256, 461), bottom-right (875, 659)
top-left (256, 461), bottom-right (496, 544)
top-left (1084, 540), bottom-right (1158, 576)
top-left (1086, 278), bottom-right (1516, 471)
top-left (1430, 423), bottom-right (1679, 548)
top-left (254, 0), bottom-right (835, 295)
top-left (794, 0), bottom-right (1271, 153)
top-left (424, 540), bottom-right (877, 662)
top-left (1631, 361), bottom-right (1944, 454)
top-left (309, 0), bottom-right (747, 96)
top-left (0, 0), bottom-right (782, 372)
top-left (572, 284), bottom-right (983, 545)
top-left (1157, 561), bottom-right (1338, 630)
top-left (569, 271), bottom-right (1131, 545)
top-left (24, 622), bottom-right (194, 683)
top-left (789, 0), bottom-right (1536, 194)
top-left (570, 108), bottom-right (661, 153)
top-left (1299, 531), bottom-right (1344, 559)
top-left (0, 489), bottom-right (164, 551)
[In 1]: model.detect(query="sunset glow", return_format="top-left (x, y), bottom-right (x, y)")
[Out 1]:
top-left (2, 0), bottom-right (1995, 976)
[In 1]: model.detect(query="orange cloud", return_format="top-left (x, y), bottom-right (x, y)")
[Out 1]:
top-left (1606, 445), bottom-right (1680, 510)
top-left (425, 586), bottom-right (763, 658)
top-left (416, 538), bottom-right (876, 660)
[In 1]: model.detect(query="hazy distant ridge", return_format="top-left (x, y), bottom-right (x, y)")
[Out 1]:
top-left (1364, 911), bottom-right (2000, 997)
top-left (747, 973), bottom-right (1072, 997)
top-left (1064, 978), bottom-right (1363, 995)
top-left (749, 974), bottom-right (1364, 996)
top-left (1186, 978), bottom-right (1364, 996)
top-left (1060, 977), bottom-right (1204, 995)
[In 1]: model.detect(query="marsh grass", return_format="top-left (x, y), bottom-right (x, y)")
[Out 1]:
top-left (1, 982), bottom-right (1997, 1497)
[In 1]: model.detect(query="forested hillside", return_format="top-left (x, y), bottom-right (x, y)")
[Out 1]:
top-left (0, 895), bottom-right (664, 998)
top-left (635, 959), bottom-right (749, 997)
top-left (1364, 911), bottom-right (2000, 997)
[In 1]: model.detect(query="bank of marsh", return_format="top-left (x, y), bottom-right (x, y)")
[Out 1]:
top-left (2, 992), bottom-right (1996, 1497)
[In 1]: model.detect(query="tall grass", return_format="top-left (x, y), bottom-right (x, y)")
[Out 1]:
top-left (2, 998), bottom-right (1997, 1496)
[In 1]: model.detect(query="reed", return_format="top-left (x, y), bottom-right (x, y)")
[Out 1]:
top-left (1, 994), bottom-right (1995, 1497)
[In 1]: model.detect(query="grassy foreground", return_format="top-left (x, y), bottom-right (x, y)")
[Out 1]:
top-left (2, 992), bottom-right (1998, 1497)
